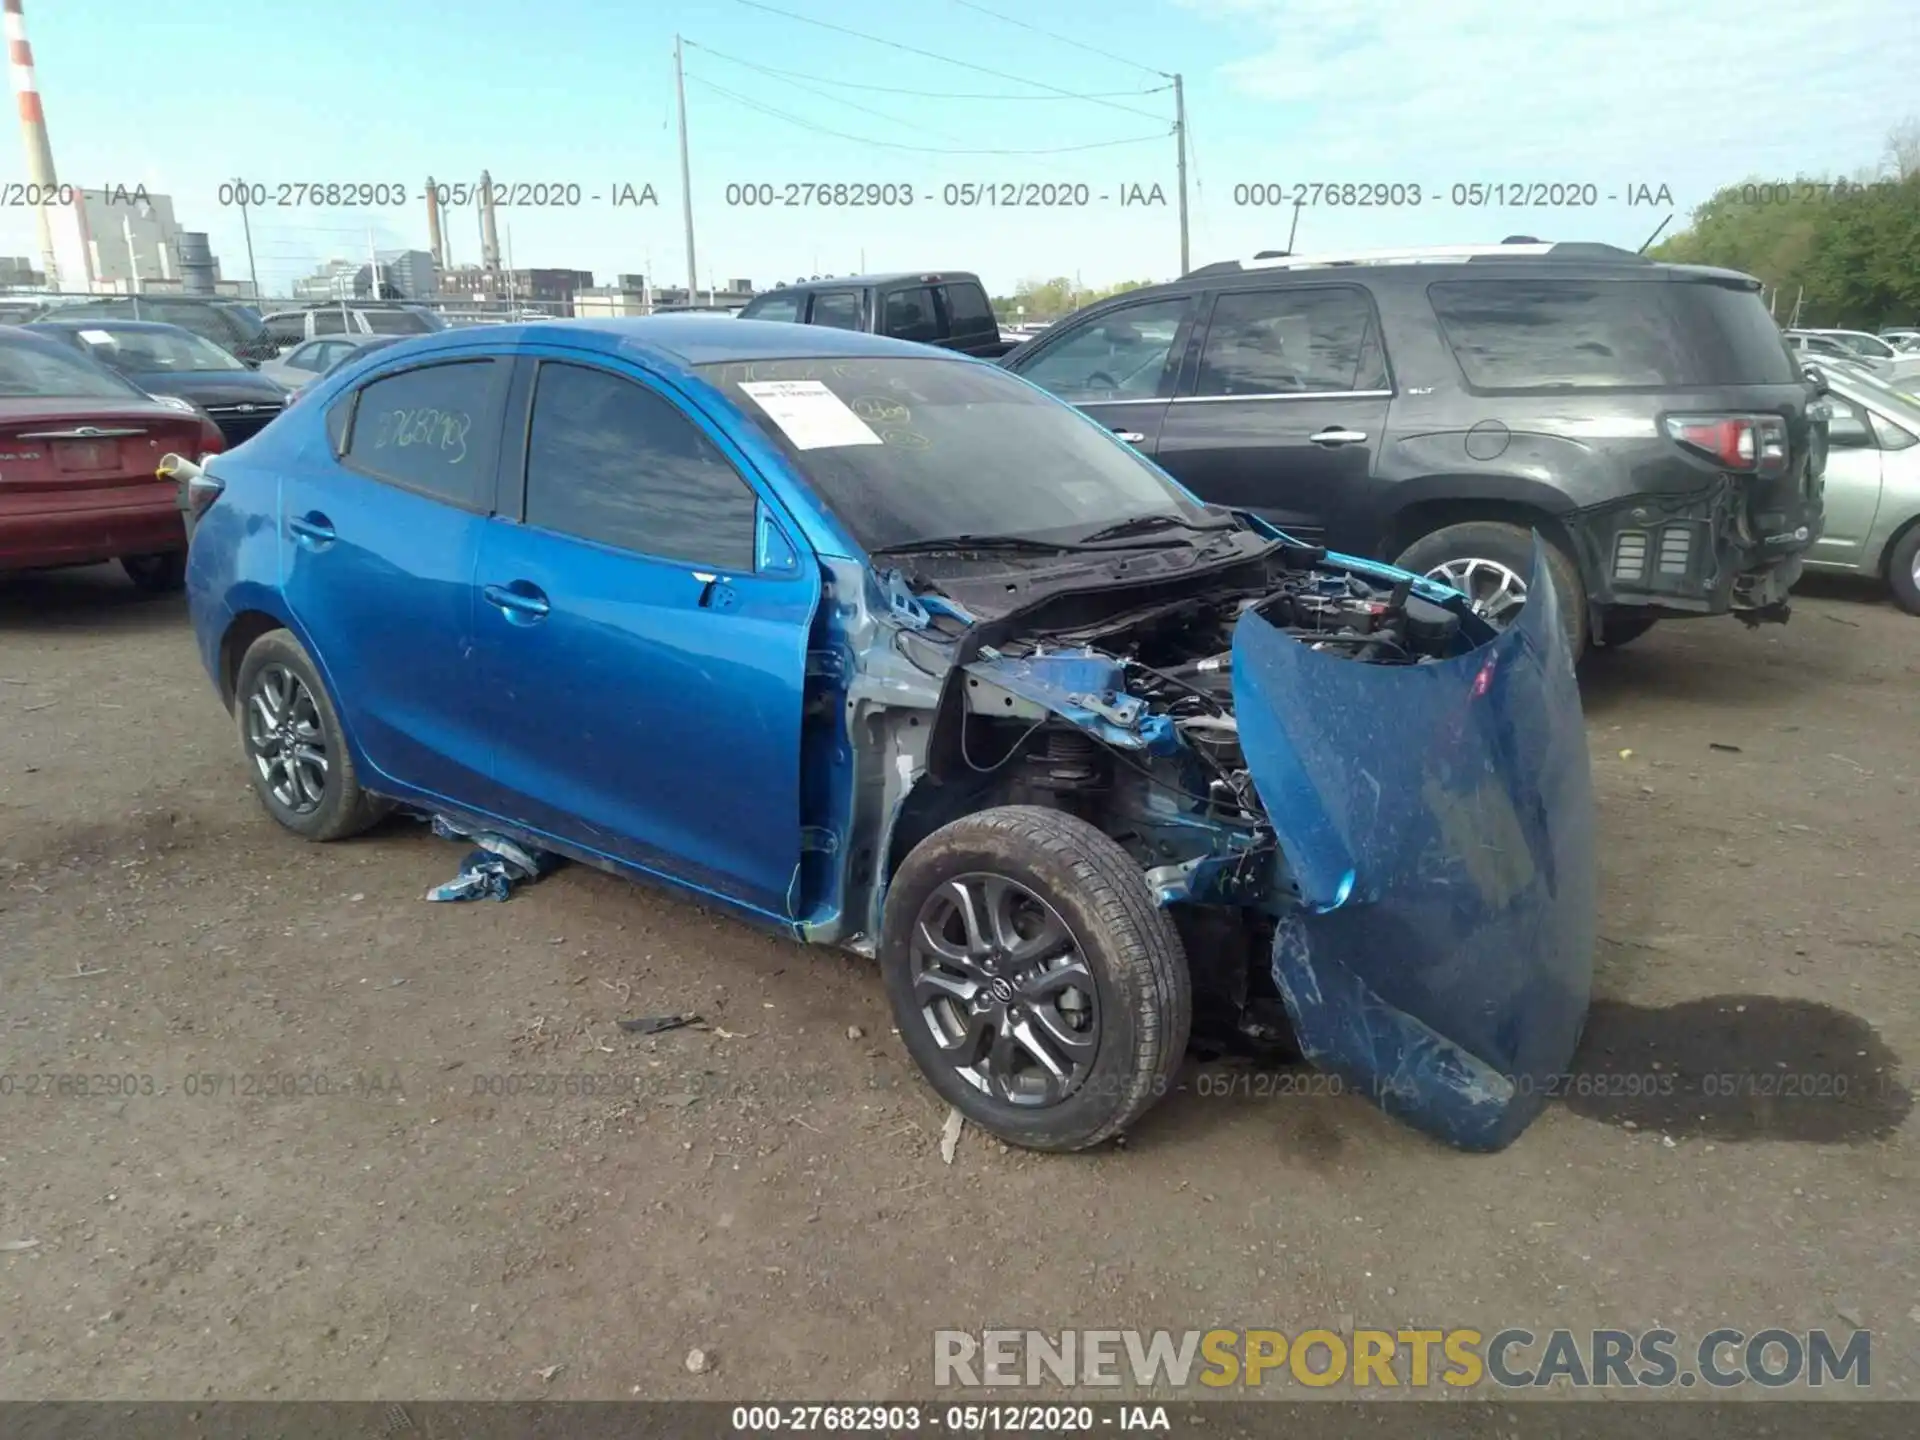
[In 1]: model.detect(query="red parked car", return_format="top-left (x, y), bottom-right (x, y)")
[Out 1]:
top-left (0, 325), bottom-right (226, 592)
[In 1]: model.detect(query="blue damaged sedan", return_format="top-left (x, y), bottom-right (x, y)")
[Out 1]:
top-left (180, 317), bottom-right (1595, 1153)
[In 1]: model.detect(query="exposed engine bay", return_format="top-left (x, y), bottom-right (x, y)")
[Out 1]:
top-left (854, 540), bottom-right (1487, 1057)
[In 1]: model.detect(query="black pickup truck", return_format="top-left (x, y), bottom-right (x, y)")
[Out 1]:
top-left (736, 272), bottom-right (1015, 358)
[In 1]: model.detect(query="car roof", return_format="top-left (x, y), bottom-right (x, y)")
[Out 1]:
top-left (387, 315), bottom-right (967, 369)
top-left (28, 317), bottom-right (196, 335)
top-left (753, 272), bottom-right (978, 293)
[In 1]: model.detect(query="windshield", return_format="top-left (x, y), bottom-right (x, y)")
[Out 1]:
top-left (696, 355), bottom-right (1205, 552)
top-left (0, 334), bottom-right (150, 400)
top-left (68, 324), bottom-right (247, 373)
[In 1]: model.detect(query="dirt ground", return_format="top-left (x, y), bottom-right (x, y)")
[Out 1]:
top-left (0, 564), bottom-right (1915, 1404)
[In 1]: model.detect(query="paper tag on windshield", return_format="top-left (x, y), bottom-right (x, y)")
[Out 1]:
top-left (739, 380), bottom-right (882, 450)
top-left (79, 329), bottom-right (117, 345)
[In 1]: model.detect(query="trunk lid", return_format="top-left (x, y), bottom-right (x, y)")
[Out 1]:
top-left (0, 399), bottom-right (206, 498)
top-left (1230, 540), bottom-right (1596, 1150)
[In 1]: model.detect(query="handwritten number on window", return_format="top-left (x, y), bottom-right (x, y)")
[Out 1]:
top-left (372, 407), bottom-right (472, 464)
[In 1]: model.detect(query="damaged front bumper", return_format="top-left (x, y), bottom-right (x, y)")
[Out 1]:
top-left (1231, 541), bottom-right (1596, 1151)
top-left (1566, 478), bottom-right (1815, 620)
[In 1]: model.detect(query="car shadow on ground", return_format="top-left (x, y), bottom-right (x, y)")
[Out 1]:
top-left (0, 563), bottom-right (185, 634)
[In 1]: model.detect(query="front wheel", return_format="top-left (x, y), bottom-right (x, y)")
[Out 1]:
top-left (1394, 520), bottom-right (1589, 658)
top-left (1887, 525), bottom-right (1920, 616)
top-left (879, 805), bottom-right (1191, 1152)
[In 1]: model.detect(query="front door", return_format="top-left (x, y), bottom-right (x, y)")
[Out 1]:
top-left (473, 352), bottom-right (819, 919)
top-left (1006, 292), bottom-right (1197, 458)
top-left (1151, 284), bottom-right (1390, 544)
top-left (279, 354), bottom-right (508, 806)
top-left (1808, 392), bottom-right (1886, 569)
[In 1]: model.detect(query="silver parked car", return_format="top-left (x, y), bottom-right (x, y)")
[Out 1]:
top-left (1802, 359), bottom-right (1920, 614)
top-left (257, 333), bottom-right (400, 393)
top-left (1787, 328), bottom-right (1920, 384)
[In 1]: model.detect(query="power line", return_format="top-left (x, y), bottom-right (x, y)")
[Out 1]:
top-left (687, 73), bottom-right (1167, 155)
top-left (685, 40), bottom-right (972, 143)
top-left (731, 0), bottom-right (1168, 122)
top-left (947, 0), bottom-right (1171, 80)
top-left (687, 38), bottom-right (1166, 101)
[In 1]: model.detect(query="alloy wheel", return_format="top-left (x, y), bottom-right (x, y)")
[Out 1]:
top-left (244, 663), bottom-right (329, 814)
top-left (908, 873), bottom-right (1100, 1106)
top-left (1425, 556), bottom-right (1529, 627)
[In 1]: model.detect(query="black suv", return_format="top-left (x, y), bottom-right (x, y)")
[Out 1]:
top-left (31, 295), bottom-right (278, 364)
top-left (1000, 242), bottom-right (1823, 653)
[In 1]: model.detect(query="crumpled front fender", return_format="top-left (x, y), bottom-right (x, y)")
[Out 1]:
top-left (1231, 540), bottom-right (1596, 1151)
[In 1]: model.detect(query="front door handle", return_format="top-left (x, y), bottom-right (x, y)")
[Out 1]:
top-left (1309, 427), bottom-right (1368, 447)
top-left (482, 582), bottom-right (551, 624)
top-left (289, 512), bottom-right (335, 546)
top-left (1111, 430), bottom-right (1147, 444)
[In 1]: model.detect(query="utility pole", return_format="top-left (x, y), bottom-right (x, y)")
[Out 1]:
top-left (367, 226), bottom-right (379, 301)
top-left (1172, 72), bottom-right (1189, 276)
top-left (122, 213), bottom-right (140, 305)
top-left (239, 197), bottom-right (259, 297)
top-left (675, 34), bottom-right (698, 297)
top-left (1286, 198), bottom-right (1303, 254)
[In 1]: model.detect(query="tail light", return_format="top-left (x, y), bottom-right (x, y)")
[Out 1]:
top-left (197, 417), bottom-right (227, 460)
top-left (157, 452), bottom-right (226, 525)
top-left (1662, 414), bottom-right (1789, 478)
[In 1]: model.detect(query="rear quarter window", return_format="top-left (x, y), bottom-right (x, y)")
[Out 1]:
top-left (362, 310), bottom-right (434, 335)
top-left (342, 359), bottom-right (501, 508)
top-left (1428, 278), bottom-right (1800, 391)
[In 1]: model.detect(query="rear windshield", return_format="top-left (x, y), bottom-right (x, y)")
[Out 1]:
top-left (1428, 279), bottom-right (1801, 390)
top-left (0, 335), bottom-right (148, 400)
top-left (361, 309), bottom-right (436, 335)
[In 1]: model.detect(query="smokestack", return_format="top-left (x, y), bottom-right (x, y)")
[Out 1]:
top-left (4, 0), bottom-right (61, 287)
top-left (478, 169), bottom-right (501, 272)
top-left (424, 175), bottom-right (444, 269)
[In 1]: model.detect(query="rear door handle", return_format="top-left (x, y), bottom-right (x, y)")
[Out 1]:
top-left (1309, 427), bottom-right (1368, 447)
top-left (289, 513), bottom-right (335, 546)
top-left (1112, 430), bottom-right (1147, 444)
top-left (482, 582), bottom-right (551, 623)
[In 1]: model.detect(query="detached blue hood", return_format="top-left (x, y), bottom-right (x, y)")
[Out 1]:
top-left (1231, 541), bottom-right (1596, 1150)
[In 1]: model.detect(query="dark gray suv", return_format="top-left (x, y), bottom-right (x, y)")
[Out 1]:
top-left (1001, 241), bottom-right (1824, 654)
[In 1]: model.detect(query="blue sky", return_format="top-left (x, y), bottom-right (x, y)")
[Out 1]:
top-left (4, 0), bottom-right (1916, 297)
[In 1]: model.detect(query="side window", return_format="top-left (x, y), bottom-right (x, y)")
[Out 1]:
top-left (881, 286), bottom-right (939, 343)
top-left (1016, 297), bottom-right (1190, 402)
top-left (285, 342), bottom-right (323, 372)
top-left (743, 293), bottom-right (803, 324)
top-left (1195, 286), bottom-right (1385, 397)
top-left (362, 309), bottom-right (432, 335)
top-left (1825, 397), bottom-right (1875, 450)
top-left (941, 282), bottom-right (995, 339)
top-left (343, 359), bottom-right (500, 508)
top-left (808, 291), bottom-right (863, 330)
top-left (312, 309), bottom-right (348, 336)
top-left (523, 362), bottom-right (758, 571)
top-left (1871, 409), bottom-right (1918, 451)
top-left (264, 314), bottom-right (307, 345)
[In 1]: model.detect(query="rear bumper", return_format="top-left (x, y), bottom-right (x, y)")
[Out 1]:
top-left (1567, 477), bottom-right (1818, 619)
top-left (0, 495), bottom-right (185, 570)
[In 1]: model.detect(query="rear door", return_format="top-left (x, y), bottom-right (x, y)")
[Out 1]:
top-left (1003, 292), bottom-right (1196, 455)
top-left (1150, 284), bottom-right (1390, 542)
top-left (804, 289), bottom-right (866, 331)
top-left (473, 350), bottom-right (819, 918)
top-left (280, 353), bottom-right (508, 805)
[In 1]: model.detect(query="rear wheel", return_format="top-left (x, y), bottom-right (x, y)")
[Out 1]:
top-left (233, 629), bottom-right (389, 841)
top-left (1394, 520), bottom-right (1589, 658)
top-left (1888, 525), bottom-right (1920, 616)
top-left (121, 552), bottom-right (186, 593)
top-left (879, 805), bottom-right (1190, 1152)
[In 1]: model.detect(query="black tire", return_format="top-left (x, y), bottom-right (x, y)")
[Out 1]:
top-left (880, 805), bottom-right (1191, 1152)
top-left (233, 629), bottom-right (389, 841)
top-left (1598, 612), bottom-right (1659, 648)
top-left (1887, 524), bottom-right (1920, 616)
top-left (121, 551), bottom-right (186, 593)
top-left (1394, 520), bottom-right (1589, 658)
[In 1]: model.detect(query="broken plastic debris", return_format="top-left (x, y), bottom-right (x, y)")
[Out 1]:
top-left (423, 816), bottom-right (557, 902)
top-left (1, 1239), bottom-right (40, 1252)
top-left (940, 1106), bottom-right (965, 1165)
top-left (616, 1013), bottom-right (704, 1036)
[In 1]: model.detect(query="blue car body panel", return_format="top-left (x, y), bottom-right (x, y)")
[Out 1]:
top-left (1231, 540), bottom-right (1596, 1150)
top-left (187, 316), bottom-right (1598, 1154)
